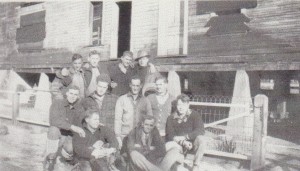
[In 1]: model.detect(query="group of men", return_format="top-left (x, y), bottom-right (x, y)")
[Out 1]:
top-left (45, 50), bottom-right (206, 171)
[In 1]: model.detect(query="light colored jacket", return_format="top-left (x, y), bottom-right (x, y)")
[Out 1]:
top-left (114, 92), bottom-right (152, 138)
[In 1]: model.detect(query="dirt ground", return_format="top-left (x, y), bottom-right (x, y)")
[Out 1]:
top-left (0, 118), bottom-right (300, 171)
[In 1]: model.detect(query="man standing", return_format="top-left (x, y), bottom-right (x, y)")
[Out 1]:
top-left (51, 54), bottom-right (87, 99)
top-left (134, 50), bottom-right (161, 96)
top-left (83, 50), bottom-right (109, 96)
top-left (73, 109), bottom-right (119, 171)
top-left (165, 94), bottom-right (206, 171)
top-left (82, 74), bottom-right (118, 130)
top-left (44, 85), bottom-right (86, 171)
top-left (114, 76), bottom-right (152, 148)
top-left (108, 51), bottom-right (136, 96)
top-left (140, 76), bottom-right (175, 137)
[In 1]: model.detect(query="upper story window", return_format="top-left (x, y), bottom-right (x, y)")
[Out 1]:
top-left (91, 1), bottom-right (103, 46)
top-left (16, 2), bottom-right (45, 52)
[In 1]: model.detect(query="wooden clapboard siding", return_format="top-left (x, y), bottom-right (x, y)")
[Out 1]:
top-left (188, 0), bottom-right (300, 68)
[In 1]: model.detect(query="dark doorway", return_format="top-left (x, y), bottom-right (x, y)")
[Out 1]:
top-left (117, 2), bottom-right (132, 58)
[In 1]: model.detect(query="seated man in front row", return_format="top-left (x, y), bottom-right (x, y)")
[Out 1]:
top-left (126, 115), bottom-right (178, 171)
top-left (165, 94), bottom-right (206, 171)
top-left (73, 109), bottom-right (119, 171)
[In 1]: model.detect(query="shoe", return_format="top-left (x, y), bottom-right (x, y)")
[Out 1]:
top-left (43, 155), bottom-right (56, 171)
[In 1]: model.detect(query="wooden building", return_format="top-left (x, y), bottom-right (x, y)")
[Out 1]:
top-left (1, 0), bottom-right (300, 123)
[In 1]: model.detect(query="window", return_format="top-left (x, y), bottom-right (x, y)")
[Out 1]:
top-left (91, 2), bottom-right (103, 46)
top-left (16, 3), bottom-right (45, 52)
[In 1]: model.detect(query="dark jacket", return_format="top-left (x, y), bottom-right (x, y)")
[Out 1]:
top-left (81, 92), bottom-right (118, 130)
top-left (73, 125), bottom-right (119, 161)
top-left (49, 99), bottom-right (85, 130)
top-left (126, 125), bottom-right (166, 164)
top-left (108, 63), bottom-right (137, 96)
top-left (166, 110), bottom-right (205, 142)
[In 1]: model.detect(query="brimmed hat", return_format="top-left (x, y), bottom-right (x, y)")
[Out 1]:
top-left (135, 50), bottom-right (151, 61)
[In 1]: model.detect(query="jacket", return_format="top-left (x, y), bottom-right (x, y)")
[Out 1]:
top-left (81, 92), bottom-right (118, 130)
top-left (49, 99), bottom-right (85, 130)
top-left (73, 125), bottom-right (118, 160)
top-left (126, 125), bottom-right (166, 163)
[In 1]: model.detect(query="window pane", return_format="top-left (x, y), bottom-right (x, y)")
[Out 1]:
top-left (93, 19), bottom-right (101, 32)
top-left (93, 4), bottom-right (102, 18)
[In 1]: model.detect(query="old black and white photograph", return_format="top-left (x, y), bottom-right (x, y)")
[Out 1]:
top-left (0, 0), bottom-right (300, 171)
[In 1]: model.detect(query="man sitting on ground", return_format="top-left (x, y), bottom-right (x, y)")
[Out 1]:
top-left (44, 85), bottom-right (85, 171)
top-left (126, 115), bottom-right (178, 171)
top-left (165, 94), bottom-right (206, 171)
top-left (73, 109), bottom-right (119, 171)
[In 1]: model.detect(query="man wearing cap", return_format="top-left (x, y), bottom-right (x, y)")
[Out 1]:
top-left (108, 51), bottom-right (136, 96)
top-left (134, 50), bottom-right (161, 96)
top-left (82, 74), bottom-right (118, 130)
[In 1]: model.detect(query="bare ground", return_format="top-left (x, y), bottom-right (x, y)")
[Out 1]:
top-left (0, 118), bottom-right (300, 171)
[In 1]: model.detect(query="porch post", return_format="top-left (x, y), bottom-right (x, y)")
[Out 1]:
top-left (251, 94), bottom-right (268, 170)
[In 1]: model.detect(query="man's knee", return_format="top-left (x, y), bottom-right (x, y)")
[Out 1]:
top-left (47, 126), bottom-right (61, 140)
top-left (194, 135), bottom-right (207, 146)
top-left (75, 161), bottom-right (92, 171)
top-left (165, 141), bottom-right (183, 152)
top-left (62, 137), bottom-right (73, 155)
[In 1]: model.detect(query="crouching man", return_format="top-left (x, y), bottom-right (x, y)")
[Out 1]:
top-left (73, 109), bottom-right (119, 171)
top-left (44, 85), bottom-right (86, 171)
top-left (126, 115), bottom-right (177, 171)
top-left (165, 94), bottom-right (206, 171)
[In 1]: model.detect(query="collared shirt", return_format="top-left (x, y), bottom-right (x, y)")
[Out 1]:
top-left (93, 94), bottom-right (105, 110)
top-left (173, 109), bottom-right (192, 123)
top-left (115, 92), bottom-right (147, 138)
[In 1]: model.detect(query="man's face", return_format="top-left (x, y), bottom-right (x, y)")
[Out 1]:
top-left (121, 55), bottom-right (132, 68)
top-left (66, 89), bottom-right (80, 104)
top-left (138, 57), bottom-right (149, 67)
top-left (86, 113), bottom-right (100, 129)
top-left (177, 99), bottom-right (190, 115)
top-left (130, 79), bottom-right (142, 95)
top-left (142, 119), bottom-right (155, 134)
top-left (155, 79), bottom-right (167, 95)
top-left (89, 54), bottom-right (100, 67)
top-left (72, 58), bottom-right (83, 71)
top-left (96, 81), bottom-right (108, 96)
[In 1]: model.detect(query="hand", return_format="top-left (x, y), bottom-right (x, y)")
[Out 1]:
top-left (61, 68), bottom-right (70, 76)
top-left (111, 81), bottom-right (118, 88)
top-left (117, 137), bottom-right (122, 149)
top-left (93, 140), bottom-right (104, 149)
top-left (71, 125), bottom-right (86, 137)
top-left (91, 148), bottom-right (107, 159)
top-left (173, 136), bottom-right (186, 143)
top-left (148, 63), bottom-right (157, 73)
top-left (130, 151), bottom-right (148, 170)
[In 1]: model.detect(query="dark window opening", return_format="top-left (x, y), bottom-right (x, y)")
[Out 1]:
top-left (16, 10), bottom-right (46, 52)
top-left (117, 2), bottom-right (132, 58)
